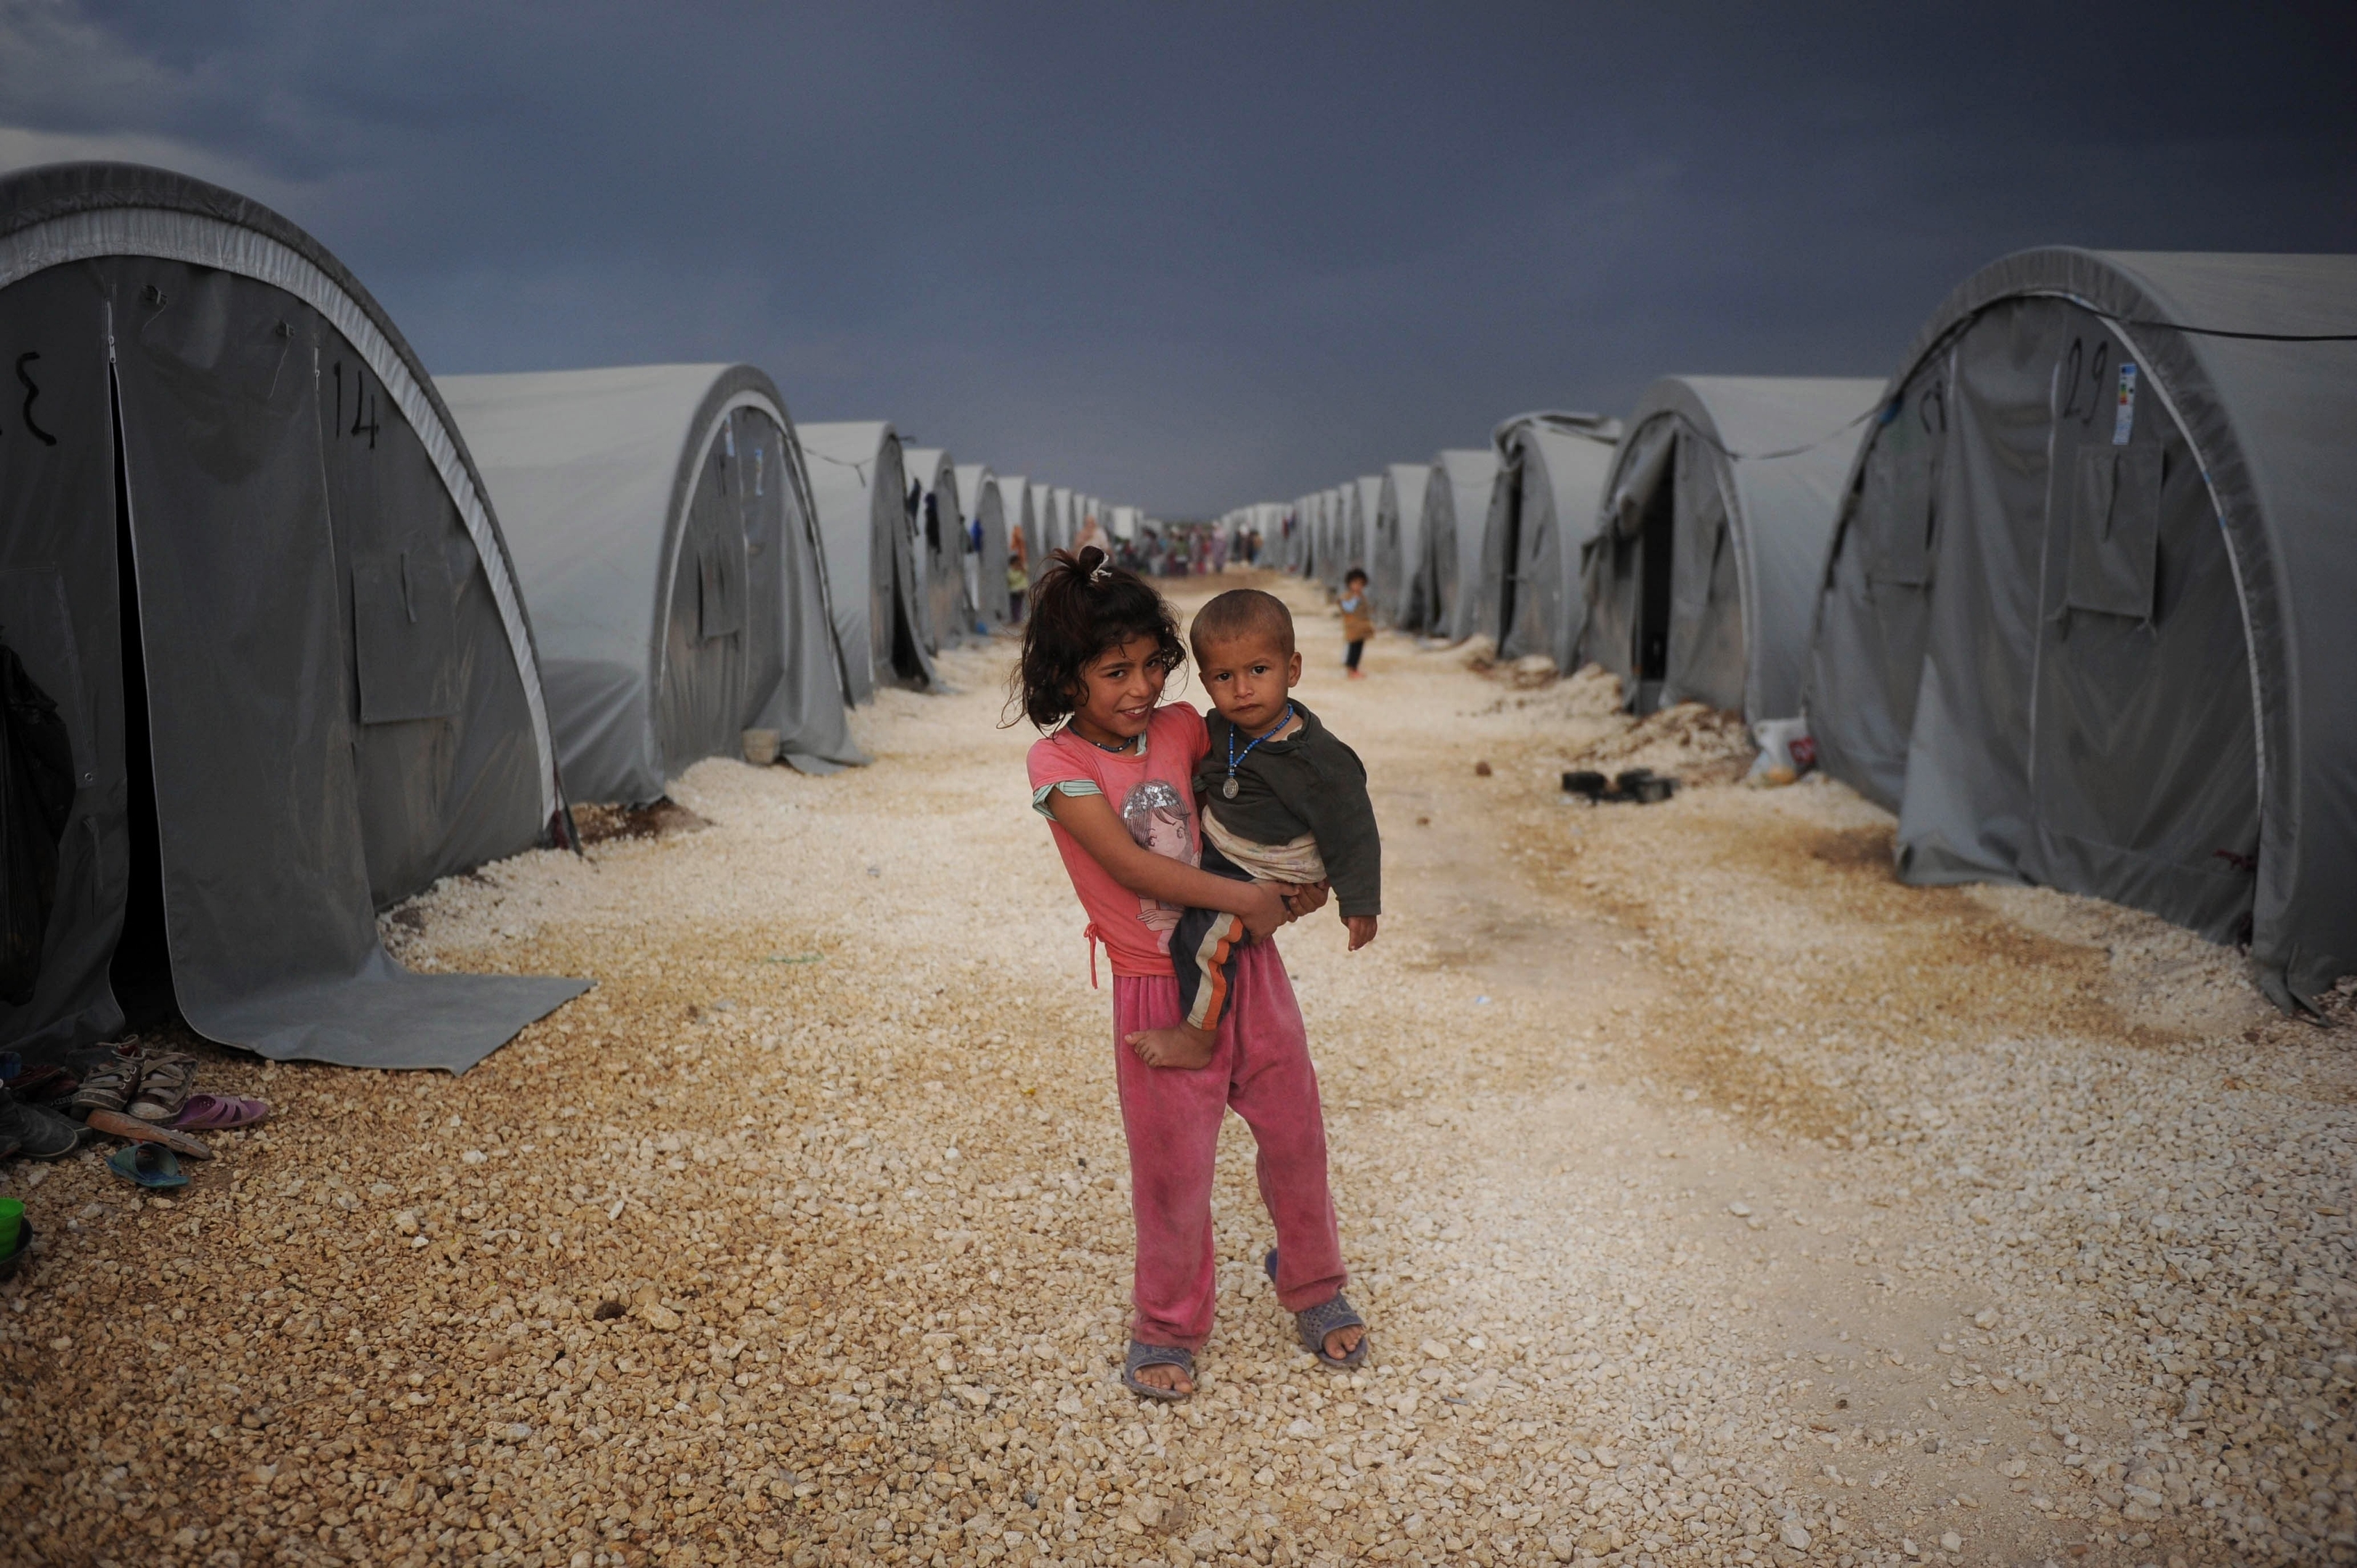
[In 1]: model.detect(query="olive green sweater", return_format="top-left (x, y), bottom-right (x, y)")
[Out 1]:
top-left (1192, 701), bottom-right (1382, 918)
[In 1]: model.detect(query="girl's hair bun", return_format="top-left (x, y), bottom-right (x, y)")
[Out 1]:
top-left (1007, 545), bottom-right (1186, 730)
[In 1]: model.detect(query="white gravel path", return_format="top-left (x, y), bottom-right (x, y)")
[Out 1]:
top-left (0, 571), bottom-right (2348, 1568)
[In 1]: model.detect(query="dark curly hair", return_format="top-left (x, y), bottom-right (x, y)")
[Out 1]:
top-left (1006, 547), bottom-right (1186, 730)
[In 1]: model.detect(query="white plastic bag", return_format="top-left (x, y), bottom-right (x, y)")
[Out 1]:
top-left (1747, 717), bottom-right (1817, 786)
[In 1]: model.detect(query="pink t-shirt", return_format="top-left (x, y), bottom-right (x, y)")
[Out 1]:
top-left (1028, 703), bottom-right (1211, 979)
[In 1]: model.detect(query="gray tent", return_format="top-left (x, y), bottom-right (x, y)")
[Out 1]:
top-left (958, 464), bottom-right (1011, 630)
top-left (1415, 449), bottom-right (1504, 641)
top-left (1584, 377), bottom-right (1881, 717)
top-left (903, 446), bottom-right (966, 651)
top-left (1346, 475), bottom-right (1383, 583)
top-left (0, 162), bottom-right (584, 1071)
top-left (1370, 463), bottom-right (1432, 628)
top-left (1049, 487), bottom-right (1077, 559)
top-left (1025, 483), bottom-right (1057, 581)
top-left (1804, 248), bottom-right (2357, 1008)
top-left (1481, 412), bottom-right (1622, 669)
top-left (1322, 487), bottom-right (1350, 587)
top-left (799, 421), bottom-right (936, 701)
top-left (438, 364), bottom-right (860, 804)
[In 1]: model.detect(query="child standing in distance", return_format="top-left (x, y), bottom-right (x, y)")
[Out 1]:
top-left (1125, 589), bottom-right (1380, 1070)
top-left (1338, 568), bottom-right (1375, 679)
top-left (1017, 547), bottom-right (1370, 1400)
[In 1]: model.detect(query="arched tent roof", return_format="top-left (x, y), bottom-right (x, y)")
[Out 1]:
top-left (0, 160), bottom-right (581, 1071)
top-left (799, 420), bottom-right (937, 702)
top-left (1479, 412), bottom-right (1623, 671)
top-left (902, 446), bottom-right (965, 652)
top-left (1372, 462), bottom-right (1433, 629)
top-left (439, 364), bottom-right (860, 803)
top-left (955, 463), bottom-right (1011, 629)
top-left (1584, 377), bottom-right (1881, 717)
top-left (1804, 247), bottom-right (2357, 1008)
top-left (1417, 449), bottom-right (1502, 641)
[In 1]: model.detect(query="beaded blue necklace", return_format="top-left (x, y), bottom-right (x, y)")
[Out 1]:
top-left (1221, 705), bottom-right (1296, 799)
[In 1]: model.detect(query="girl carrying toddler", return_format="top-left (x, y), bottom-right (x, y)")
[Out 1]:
top-left (1014, 547), bottom-right (1369, 1400)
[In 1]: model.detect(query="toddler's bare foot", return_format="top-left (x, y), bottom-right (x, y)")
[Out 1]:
top-left (1134, 1360), bottom-right (1193, 1395)
top-left (1125, 1024), bottom-right (1218, 1069)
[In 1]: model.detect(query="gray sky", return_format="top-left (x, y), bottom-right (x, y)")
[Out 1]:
top-left (5, 1), bottom-right (2353, 517)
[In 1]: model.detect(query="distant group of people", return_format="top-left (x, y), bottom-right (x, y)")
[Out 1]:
top-left (1001, 521), bottom-right (1274, 629)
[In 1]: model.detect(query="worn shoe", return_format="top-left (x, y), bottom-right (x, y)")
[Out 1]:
top-left (0, 1086), bottom-right (84, 1159)
top-left (129, 1051), bottom-right (198, 1123)
top-left (68, 1046), bottom-right (142, 1115)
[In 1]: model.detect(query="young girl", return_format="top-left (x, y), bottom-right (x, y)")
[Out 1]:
top-left (1017, 547), bottom-right (1370, 1400)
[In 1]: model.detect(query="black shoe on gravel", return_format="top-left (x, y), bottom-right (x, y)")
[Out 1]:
top-left (0, 1087), bottom-right (84, 1159)
top-left (68, 1046), bottom-right (141, 1115)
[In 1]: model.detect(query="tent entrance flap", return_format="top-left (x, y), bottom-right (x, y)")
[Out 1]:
top-left (1633, 454), bottom-right (1677, 714)
top-left (108, 262), bottom-right (583, 1071)
top-left (107, 372), bottom-right (174, 1032)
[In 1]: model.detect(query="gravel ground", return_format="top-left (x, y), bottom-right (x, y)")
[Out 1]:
top-left (0, 570), bottom-right (2348, 1568)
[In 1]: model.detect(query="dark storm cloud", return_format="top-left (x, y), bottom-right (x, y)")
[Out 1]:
top-left (4, 1), bottom-right (2352, 515)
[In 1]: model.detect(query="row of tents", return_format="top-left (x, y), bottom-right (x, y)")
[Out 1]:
top-left (1224, 248), bottom-right (2356, 1013)
top-left (0, 162), bottom-right (1157, 1073)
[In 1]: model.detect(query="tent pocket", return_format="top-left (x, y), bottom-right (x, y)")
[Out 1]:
top-left (1864, 452), bottom-right (1934, 587)
top-left (2064, 444), bottom-right (2161, 620)
top-left (352, 546), bottom-right (460, 723)
top-left (697, 536), bottom-right (743, 640)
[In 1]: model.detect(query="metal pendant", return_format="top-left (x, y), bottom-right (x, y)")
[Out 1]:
top-left (1222, 776), bottom-right (1239, 800)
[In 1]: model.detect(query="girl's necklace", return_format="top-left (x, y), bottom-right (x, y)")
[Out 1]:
top-left (1223, 705), bottom-right (1295, 799)
top-left (1073, 725), bottom-right (1141, 756)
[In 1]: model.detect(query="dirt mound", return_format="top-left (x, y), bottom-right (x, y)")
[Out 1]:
top-left (1565, 697), bottom-right (1754, 785)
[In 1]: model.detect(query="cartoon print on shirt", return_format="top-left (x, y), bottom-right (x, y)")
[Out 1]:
top-left (1119, 778), bottom-right (1195, 950)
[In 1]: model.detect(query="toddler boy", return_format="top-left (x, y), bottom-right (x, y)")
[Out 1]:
top-left (1125, 589), bottom-right (1381, 1069)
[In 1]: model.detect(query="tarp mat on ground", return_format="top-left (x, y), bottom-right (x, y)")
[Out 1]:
top-left (0, 162), bottom-right (584, 1071)
top-left (1804, 248), bottom-right (2357, 1007)
top-left (1584, 377), bottom-right (1883, 718)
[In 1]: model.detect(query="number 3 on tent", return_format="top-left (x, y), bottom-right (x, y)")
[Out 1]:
top-left (16, 351), bottom-right (56, 446)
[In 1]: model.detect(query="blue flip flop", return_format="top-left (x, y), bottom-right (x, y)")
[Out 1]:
top-left (1265, 1248), bottom-right (1369, 1370)
top-left (1122, 1339), bottom-right (1196, 1402)
top-left (107, 1142), bottom-right (188, 1189)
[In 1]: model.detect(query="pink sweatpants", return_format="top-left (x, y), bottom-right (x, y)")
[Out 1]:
top-left (1112, 938), bottom-right (1346, 1349)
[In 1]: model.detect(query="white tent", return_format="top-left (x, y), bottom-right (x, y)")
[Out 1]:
top-left (1372, 462), bottom-right (1433, 627)
top-left (439, 364), bottom-right (861, 802)
top-left (1585, 377), bottom-right (1881, 716)
top-left (1416, 449), bottom-right (1503, 640)
top-left (1807, 248), bottom-right (2357, 1008)
top-left (955, 462), bottom-right (1010, 631)
top-left (0, 161), bottom-right (583, 1071)
top-left (799, 421), bottom-right (936, 701)
top-left (1347, 475), bottom-right (1383, 582)
top-left (1480, 412), bottom-right (1622, 671)
top-left (902, 446), bottom-right (967, 651)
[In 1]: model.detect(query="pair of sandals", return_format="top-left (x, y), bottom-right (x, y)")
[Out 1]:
top-left (1124, 1249), bottom-right (1368, 1402)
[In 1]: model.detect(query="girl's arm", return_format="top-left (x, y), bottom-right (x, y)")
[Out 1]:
top-left (1047, 792), bottom-right (1290, 940)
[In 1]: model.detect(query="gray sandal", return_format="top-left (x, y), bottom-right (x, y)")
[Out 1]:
top-left (1265, 1249), bottom-right (1369, 1370)
top-left (1122, 1340), bottom-right (1195, 1402)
